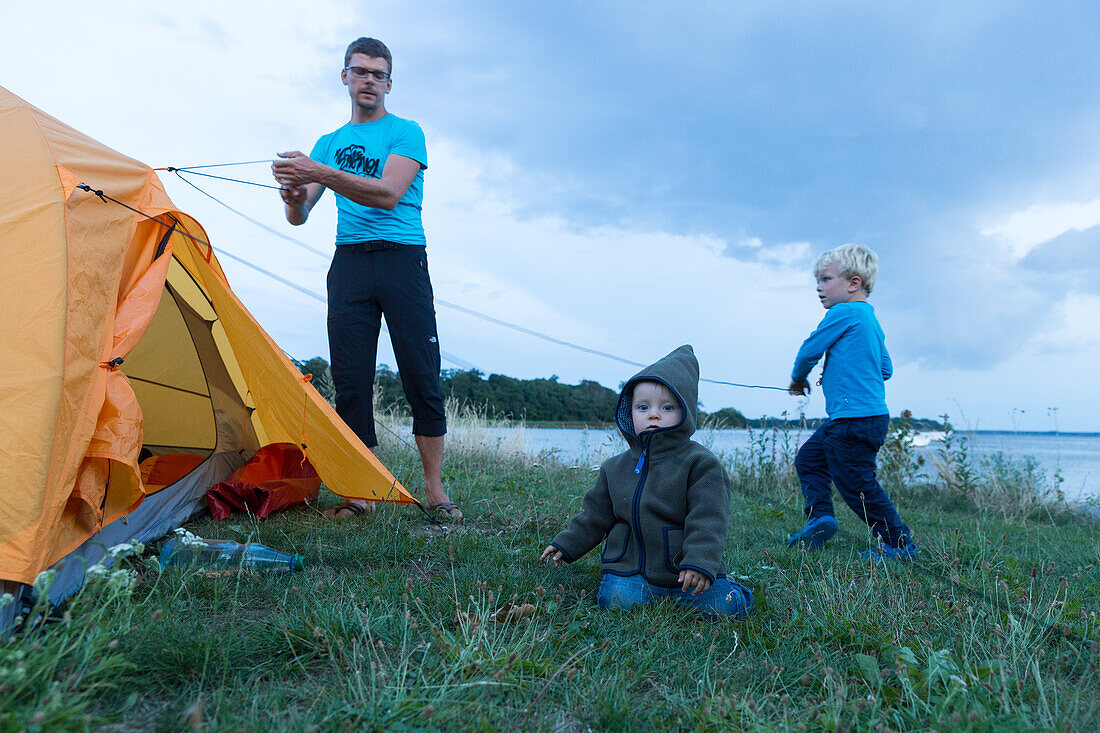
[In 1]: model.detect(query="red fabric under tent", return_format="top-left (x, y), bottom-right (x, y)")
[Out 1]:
top-left (205, 443), bottom-right (321, 519)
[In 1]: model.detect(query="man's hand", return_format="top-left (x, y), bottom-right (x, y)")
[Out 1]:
top-left (678, 569), bottom-right (711, 595)
top-left (539, 545), bottom-right (564, 567)
top-left (279, 184), bottom-right (308, 206)
top-left (273, 152), bottom-right (325, 226)
top-left (788, 379), bottom-right (811, 396)
top-left (272, 151), bottom-right (323, 187)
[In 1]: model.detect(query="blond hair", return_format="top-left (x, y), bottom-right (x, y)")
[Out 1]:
top-left (813, 243), bottom-right (879, 294)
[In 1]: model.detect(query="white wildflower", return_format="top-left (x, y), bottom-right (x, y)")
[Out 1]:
top-left (107, 569), bottom-right (136, 591)
top-left (108, 541), bottom-right (134, 556)
top-left (173, 527), bottom-right (206, 548)
top-left (107, 541), bottom-right (144, 559)
top-left (0, 652), bottom-right (27, 684)
top-left (33, 569), bottom-right (56, 592)
top-left (0, 593), bottom-right (14, 608)
top-left (86, 564), bottom-right (109, 579)
top-left (948, 674), bottom-right (968, 689)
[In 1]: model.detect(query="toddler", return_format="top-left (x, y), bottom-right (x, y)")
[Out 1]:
top-left (540, 345), bottom-right (753, 617)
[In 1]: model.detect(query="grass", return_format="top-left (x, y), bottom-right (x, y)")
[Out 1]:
top-left (3, 409), bottom-right (1099, 731)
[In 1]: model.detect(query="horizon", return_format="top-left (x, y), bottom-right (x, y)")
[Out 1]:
top-left (367, 359), bottom-right (1097, 434)
top-left (3, 2), bottom-right (1098, 432)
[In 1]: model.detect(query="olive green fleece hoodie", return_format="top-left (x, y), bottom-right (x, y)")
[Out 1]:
top-left (550, 345), bottom-right (732, 586)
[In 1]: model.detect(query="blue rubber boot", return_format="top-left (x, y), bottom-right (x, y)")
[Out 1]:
top-left (786, 515), bottom-right (839, 549)
top-left (860, 541), bottom-right (919, 562)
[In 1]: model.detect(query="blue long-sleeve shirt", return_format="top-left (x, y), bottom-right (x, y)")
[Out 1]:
top-left (791, 302), bottom-right (892, 419)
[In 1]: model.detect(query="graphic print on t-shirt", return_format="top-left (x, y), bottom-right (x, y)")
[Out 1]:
top-left (334, 145), bottom-right (380, 178)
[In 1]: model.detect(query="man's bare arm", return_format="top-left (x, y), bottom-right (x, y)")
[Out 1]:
top-left (272, 151), bottom-right (420, 212)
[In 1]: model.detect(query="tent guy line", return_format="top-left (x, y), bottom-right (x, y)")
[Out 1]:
top-left (164, 167), bottom-right (283, 191)
top-left (76, 182), bottom-right (478, 371)
top-left (169, 167), bottom-right (791, 392)
top-left (166, 159), bottom-right (277, 171)
top-left (160, 169), bottom-right (791, 393)
top-left (171, 168), bottom-right (788, 391)
top-left (170, 171), bottom-right (330, 257)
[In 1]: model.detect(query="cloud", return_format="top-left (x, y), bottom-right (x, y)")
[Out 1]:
top-left (374, 3), bottom-right (1100, 246)
top-left (1022, 224), bottom-right (1100, 281)
top-left (1031, 293), bottom-right (1100, 354)
top-left (415, 135), bottom-right (817, 415)
top-left (887, 199), bottom-right (1100, 371)
top-left (367, 2), bottom-right (1100, 396)
top-left (723, 238), bottom-right (813, 268)
top-left (6, 1), bottom-right (1100, 428)
top-left (866, 213), bottom-right (1049, 371)
top-left (871, 187), bottom-right (1100, 371)
top-left (982, 197), bottom-right (1100, 261)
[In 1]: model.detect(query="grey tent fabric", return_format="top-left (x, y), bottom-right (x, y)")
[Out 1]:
top-left (45, 451), bottom-right (245, 604)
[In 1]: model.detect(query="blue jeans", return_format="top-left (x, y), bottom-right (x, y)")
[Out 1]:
top-left (597, 573), bottom-right (754, 619)
top-left (794, 416), bottom-right (911, 546)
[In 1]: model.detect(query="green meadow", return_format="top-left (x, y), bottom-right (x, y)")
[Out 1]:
top-left (4, 410), bottom-right (1098, 731)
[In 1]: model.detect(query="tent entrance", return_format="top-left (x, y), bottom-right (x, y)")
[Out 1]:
top-left (121, 256), bottom-right (257, 493)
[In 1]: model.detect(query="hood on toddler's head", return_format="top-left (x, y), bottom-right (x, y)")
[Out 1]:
top-left (614, 344), bottom-right (699, 445)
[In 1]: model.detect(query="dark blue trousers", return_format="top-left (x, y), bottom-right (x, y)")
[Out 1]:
top-left (794, 416), bottom-right (911, 546)
top-left (327, 243), bottom-right (447, 448)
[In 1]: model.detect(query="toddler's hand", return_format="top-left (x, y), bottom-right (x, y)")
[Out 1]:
top-left (678, 569), bottom-right (711, 595)
top-left (788, 379), bottom-right (811, 396)
top-left (539, 545), bottom-right (564, 567)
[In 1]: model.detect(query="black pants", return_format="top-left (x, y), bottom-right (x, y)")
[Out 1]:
top-left (327, 242), bottom-right (447, 448)
top-left (794, 416), bottom-right (911, 546)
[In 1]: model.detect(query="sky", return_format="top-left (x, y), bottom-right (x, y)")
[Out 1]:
top-left (3, 2), bottom-right (1099, 431)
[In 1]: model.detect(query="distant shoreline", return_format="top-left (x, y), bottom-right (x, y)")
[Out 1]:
top-left (521, 423), bottom-right (1100, 436)
top-left (951, 429), bottom-right (1100, 437)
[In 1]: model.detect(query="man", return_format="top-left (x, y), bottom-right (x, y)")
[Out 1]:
top-left (272, 37), bottom-right (460, 520)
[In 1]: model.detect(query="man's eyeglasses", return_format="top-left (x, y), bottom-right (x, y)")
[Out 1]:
top-left (344, 66), bottom-right (390, 82)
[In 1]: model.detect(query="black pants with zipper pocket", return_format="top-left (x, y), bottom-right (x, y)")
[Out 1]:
top-left (326, 241), bottom-right (447, 447)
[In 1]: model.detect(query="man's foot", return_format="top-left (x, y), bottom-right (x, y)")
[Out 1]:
top-left (322, 499), bottom-right (377, 518)
top-left (861, 541), bottom-right (919, 562)
top-left (427, 500), bottom-right (463, 522)
top-left (786, 515), bottom-right (839, 549)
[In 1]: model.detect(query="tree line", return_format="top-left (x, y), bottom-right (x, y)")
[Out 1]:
top-left (296, 357), bottom-right (940, 430)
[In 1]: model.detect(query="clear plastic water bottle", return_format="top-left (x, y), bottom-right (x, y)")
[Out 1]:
top-left (159, 536), bottom-right (305, 572)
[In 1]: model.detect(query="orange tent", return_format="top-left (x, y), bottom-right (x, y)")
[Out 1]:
top-left (0, 86), bottom-right (414, 607)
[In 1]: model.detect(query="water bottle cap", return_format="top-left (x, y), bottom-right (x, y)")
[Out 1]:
top-left (292, 555), bottom-right (306, 572)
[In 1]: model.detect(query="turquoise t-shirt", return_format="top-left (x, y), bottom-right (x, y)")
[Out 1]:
top-left (310, 114), bottom-right (427, 246)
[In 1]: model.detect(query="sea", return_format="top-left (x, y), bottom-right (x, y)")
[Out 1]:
top-left (438, 426), bottom-right (1100, 502)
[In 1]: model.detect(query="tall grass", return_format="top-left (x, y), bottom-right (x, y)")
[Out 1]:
top-left (1, 546), bottom-right (145, 729)
top-left (2, 408), bottom-right (1097, 730)
top-left (933, 417), bottom-right (1068, 523)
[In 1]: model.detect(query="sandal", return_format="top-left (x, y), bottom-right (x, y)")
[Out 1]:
top-left (322, 499), bottom-right (377, 518)
top-left (427, 500), bottom-right (464, 522)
